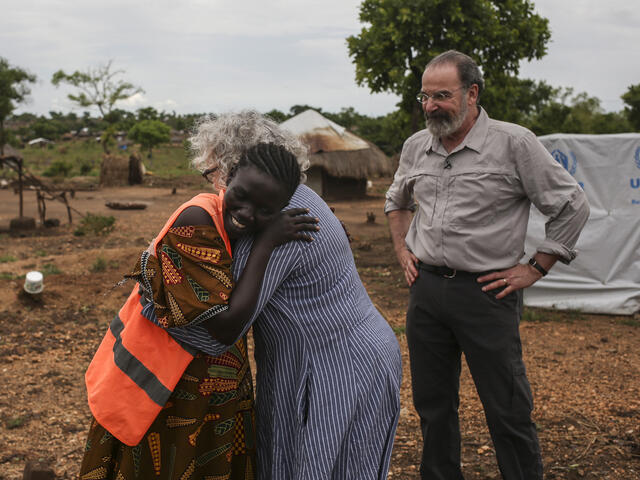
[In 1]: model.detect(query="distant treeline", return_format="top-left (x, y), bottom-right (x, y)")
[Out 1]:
top-left (7, 89), bottom-right (637, 158)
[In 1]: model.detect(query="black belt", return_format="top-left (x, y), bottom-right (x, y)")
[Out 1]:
top-left (418, 262), bottom-right (492, 279)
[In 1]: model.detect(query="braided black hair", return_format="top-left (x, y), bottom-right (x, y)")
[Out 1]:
top-left (228, 143), bottom-right (301, 198)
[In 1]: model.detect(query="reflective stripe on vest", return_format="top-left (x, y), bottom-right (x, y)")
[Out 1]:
top-left (110, 312), bottom-right (172, 406)
top-left (85, 192), bottom-right (229, 446)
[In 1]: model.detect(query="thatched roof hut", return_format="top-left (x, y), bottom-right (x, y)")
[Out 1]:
top-left (281, 110), bottom-right (392, 199)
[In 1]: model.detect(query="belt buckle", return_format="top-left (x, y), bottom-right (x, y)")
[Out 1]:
top-left (443, 268), bottom-right (457, 279)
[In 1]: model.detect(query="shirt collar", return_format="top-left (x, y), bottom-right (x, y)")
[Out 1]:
top-left (424, 106), bottom-right (489, 155)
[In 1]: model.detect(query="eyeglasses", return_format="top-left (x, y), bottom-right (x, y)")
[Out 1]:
top-left (416, 86), bottom-right (466, 104)
top-left (201, 166), bottom-right (218, 184)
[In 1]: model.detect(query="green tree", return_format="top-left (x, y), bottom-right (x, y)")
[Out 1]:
top-left (51, 60), bottom-right (143, 152)
top-left (347, 0), bottom-right (551, 131)
top-left (0, 57), bottom-right (36, 153)
top-left (264, 109), bottom-right (289, 123)
top-left (128, 119), bottom-right (171, 159)
top-left (136, 106), bottom-right (159, 121)
top-left (622, 83), bottom-right (640, 131)
top-left (527, 88), bottom-right (631, 135)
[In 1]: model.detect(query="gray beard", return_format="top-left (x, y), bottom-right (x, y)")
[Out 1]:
top-left (425, 101), bottom-right (468, 138)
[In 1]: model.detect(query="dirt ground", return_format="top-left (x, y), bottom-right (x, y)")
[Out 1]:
top-left (0, 178), bottom-right (638, 479)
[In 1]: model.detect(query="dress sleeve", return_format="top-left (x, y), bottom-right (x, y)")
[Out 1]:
top-left (127, 225), bottom-right (234, 329)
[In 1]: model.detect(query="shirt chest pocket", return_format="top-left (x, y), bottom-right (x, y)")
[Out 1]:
top-left (408, 172), bottom-right (438, 226)
top-left (447, 172), bottom-right (505, 226)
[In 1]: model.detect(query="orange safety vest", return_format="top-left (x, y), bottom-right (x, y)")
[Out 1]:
top-left (85, 192), bottom-right (230, 446)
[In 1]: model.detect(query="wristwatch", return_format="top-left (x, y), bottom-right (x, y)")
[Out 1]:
top-left (528, 257), bottom-right (548, 277)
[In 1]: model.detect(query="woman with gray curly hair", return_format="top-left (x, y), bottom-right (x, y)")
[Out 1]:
top-left (189, 110), bottom-right (310, 190)
top-left (172, 110), bottom-right (402, 479)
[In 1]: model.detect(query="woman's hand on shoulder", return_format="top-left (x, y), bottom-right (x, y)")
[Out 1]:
top-left (257, 208), bottom-right (319, 249)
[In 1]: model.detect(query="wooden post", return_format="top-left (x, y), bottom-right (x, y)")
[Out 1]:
top-left (18, 159), bottom-right (24, 218)
top-left (62, 192), bottom-right (73, 224)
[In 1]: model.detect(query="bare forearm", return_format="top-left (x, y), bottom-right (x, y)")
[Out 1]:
top-left (203, 241), bottom-right (273, 345)
top-left (387, 209), bottom-right (413, 258)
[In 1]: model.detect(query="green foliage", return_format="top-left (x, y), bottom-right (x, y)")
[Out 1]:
top-left (90, 256), bottom-right (107, 273)
top-left (43, 159), bottom-right (73, 177)
top-left (521, 307), bottom-right (548, 323)
top-left (41, 263), bottom-right (61, 276)
top-left (621, 83), bottom-right (640, 131)
top-left (74, 213), bottom-right (116, 236)
top-left (6, 416), bottom-right (27, 429)
top-left (136, 106), bottom-right (159, 121)
top-left (51, 60), bottom-right (143, 118)
top-left (78, 157), bottom-right (95, 175)
top-left (0, 254), bottom-right (16, 263)
top-left (347, 0), bottom-right (551, 131)
top-left (0, 57), bottom-right (36, 151)
top-left (128, 119), bottom-right (171, 158)
top-left (526, 88), bottom-right (632, 135)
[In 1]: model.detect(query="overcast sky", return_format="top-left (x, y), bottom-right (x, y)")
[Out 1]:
top-left (2, 0), bottom-right (639, 118)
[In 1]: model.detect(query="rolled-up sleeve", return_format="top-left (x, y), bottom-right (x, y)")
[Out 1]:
top-left (516, 132), bottom-right (590, 263)
top-left (384, 139), bottom-right (418, 214)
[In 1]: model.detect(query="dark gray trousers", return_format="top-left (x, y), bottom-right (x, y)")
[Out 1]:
top-left (406, 266), bottom-right (543, 480)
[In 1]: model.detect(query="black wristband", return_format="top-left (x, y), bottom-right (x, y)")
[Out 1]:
top-left (528, 258), bottom-right (548, 276)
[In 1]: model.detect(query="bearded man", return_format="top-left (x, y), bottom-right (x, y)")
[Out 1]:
top-left (385, 50), bottom-right (589, 479)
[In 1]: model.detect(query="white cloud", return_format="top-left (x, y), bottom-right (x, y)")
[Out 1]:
top-left (3, 0), bottom-right (639, 118)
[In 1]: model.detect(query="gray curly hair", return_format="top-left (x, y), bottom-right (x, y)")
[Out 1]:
top-left (189, 110), bottom-right (309, 189)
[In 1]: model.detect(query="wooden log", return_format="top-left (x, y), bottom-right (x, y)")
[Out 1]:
top-left (105, 201), bottom-right (148, 210)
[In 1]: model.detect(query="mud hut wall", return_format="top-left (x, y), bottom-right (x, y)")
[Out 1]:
top-left (322, 172), bottom-right (367, 199)
top-left (305, 166), bottom-right (324, 197)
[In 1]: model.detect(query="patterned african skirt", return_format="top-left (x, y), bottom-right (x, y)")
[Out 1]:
top-left (78, 337), bottom-right (256, 480)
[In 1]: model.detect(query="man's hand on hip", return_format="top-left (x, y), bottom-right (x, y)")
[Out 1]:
top-left (477, 263), bottom-right (542, 299)
top-left (398, 248), bottom-right (419, 286)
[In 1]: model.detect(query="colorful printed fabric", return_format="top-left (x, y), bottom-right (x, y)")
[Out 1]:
top-left (79, 225), bottom-right (256, 479)
top-left (127, 225), bottom-right (234, 329)
top-left (78, 341), bottom-right (256, 479)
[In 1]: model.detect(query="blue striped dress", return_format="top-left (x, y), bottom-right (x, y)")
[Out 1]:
top-left (168, 185), bottom-right (402, 479)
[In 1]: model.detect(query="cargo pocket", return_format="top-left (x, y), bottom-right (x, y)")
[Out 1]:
top-left (408, 173), bottom-right (438, 226)
top-left (448, 173), bottom-right (498, 226)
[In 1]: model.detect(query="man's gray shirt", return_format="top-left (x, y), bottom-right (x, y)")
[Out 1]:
top-left (385, 108), bottom-right (590, 272)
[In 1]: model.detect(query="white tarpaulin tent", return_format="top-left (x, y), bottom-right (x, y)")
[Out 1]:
top-left (524, 133), bottom-right (640, 315)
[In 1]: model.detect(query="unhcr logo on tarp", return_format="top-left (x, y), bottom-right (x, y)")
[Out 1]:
top-left (552, 149), bottom-right (583, 188)
top-left (552, 149), bottom-right (577, 175)
top-left (631, 147), bottom-right (640, 202)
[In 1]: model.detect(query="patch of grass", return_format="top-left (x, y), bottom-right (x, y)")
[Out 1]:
top-left (521, 308), bottom-right (548, 323)
top-left (21, 140), bottom-right (192, 179)
top-left (619, 317), bottom-right (640, 327)
top-left (74, 213), bottom-right (116, 236)
top-left (392, 325), bottom-right (406, 335)
top-left (6, 416), bottom-right (27, 429)
top-left (43, 159), bottom-right (73, 177)
top-left (0, 272), bottom-right (16, 280)
top-left (34, 249), bottom-right (48, 257)
top-left (0, 254), bottom-right (17, 263)
top-left (41, 263), bottom-right (61, 276)
top-left (90, 256), bottom-right (107, 273)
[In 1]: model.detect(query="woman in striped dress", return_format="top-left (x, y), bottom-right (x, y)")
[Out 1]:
top-left (174, 113), bottom-right (403, 479)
